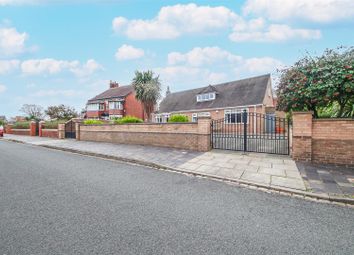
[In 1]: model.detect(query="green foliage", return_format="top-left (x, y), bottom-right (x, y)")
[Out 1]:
top-left (45, 104), bottom-right (78, 120)
top-left (0, 119), bottom-right (5, 126)
top-left (114, 116), bottom-right (143, 124)
top-left (44, 120), bottom-right (67, 129)
top-left (132, 70), bottom-right (161, 122)
top-left (12, 121), bottom-right (31, 129)
top-left (276, 46), bottom-right (354, 118)
top-left (168, 114), bottom-right (189, 122)
top-left (83, 119), bottom-right (104, 125)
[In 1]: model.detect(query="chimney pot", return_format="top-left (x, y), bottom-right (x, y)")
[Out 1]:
top-left (110, 80), bottom-right (119, 89)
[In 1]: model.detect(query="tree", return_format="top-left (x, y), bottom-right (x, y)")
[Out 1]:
top-left (45, 104), bottom-right (78, 120)
top-left (132, 70), bottom-right (162, 121)
top-left (20, 104), bottom-right (44, 121)
top-left (276, 46), bottom-right (354, 118)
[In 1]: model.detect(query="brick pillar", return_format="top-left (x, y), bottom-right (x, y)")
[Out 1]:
top-left (5, 124), bottom-right (13, 134)
top-left (39, 121), bottom-right (45, 137)
top-left (197, 116), bottom-right (211, 152)
top-left (30, 121), bottom-right (37, 136)
top-left (58, 124), bottom-right (65, 139)
top-left (292, 112), bottom-right (313, 161)
top-left (75, 122), bottom-right (81, 141)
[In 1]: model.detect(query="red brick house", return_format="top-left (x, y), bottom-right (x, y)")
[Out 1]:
top-left (86, 81), bottom-right (145, 120)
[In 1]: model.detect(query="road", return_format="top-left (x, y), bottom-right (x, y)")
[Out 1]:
top-left (0, 140), bottom-right (353, 255)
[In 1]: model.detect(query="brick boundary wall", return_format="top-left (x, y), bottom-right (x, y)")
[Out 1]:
top-left (292, 112), bottom-right (354, 166)
top-left (73, 117), bottom-right (211, 152)
top-left (39, 121), bottom-right (59, 138)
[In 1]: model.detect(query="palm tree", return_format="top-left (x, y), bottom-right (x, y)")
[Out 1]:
top-left (132, 70), bottom-right (161, 122)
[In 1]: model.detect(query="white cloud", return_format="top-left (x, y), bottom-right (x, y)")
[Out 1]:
top-left (229, 21), bottom-right (321, 42)
top-left (243, 0), bottom-right (354, 22)
top-left (115, 44), bottom-right (145, 60)
top-left (0, 84), bottom-right (6, 93)
top-left (30, 89), bottom-right (84, 98)
top-left (0, 59), bottom-right (20, 74)
top-left (71, 59), bottom-right (103, 77)
top-left (237, 57), bottom-right (285, 74)
top-left (168, 47), bottom-right (242, 66)
top-left (160, 46), bottom-right (285, 89)
top-left (21, 58), bottom-right (102, 77)
top-left (155, 65), bottom-right (228, 87)
top-left (0, 27), bottom-right (28, 56)
top-left (112, 3), bottom-right (239, 39)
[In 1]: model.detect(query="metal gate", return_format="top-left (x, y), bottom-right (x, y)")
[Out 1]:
top-left (211, 110), bottom-right (290, 155)
top-left (65, 120), bottom-right (76, 139)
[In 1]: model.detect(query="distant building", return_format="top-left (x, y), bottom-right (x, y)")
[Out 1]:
top-left (85, 81), bottom-right (145, 120)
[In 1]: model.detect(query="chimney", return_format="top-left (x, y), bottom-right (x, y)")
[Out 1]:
top-left (166, 86), bottom-right (171, 97)
top-left (109, 80), bottom-right (119, 89)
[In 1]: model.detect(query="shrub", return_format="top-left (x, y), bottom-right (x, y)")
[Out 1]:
top-left (84, 119), bottom-right (104, 125)
top-left (0, 119), bottom-right (5, 126)
top-left (12, 121), bottom-right (31, 129)
top-left (114, 116), bottom-right (143, 124)
top-left (44, 120), bottom-right (67, 129)
top-left (168, 114), bottom-right (189, 123)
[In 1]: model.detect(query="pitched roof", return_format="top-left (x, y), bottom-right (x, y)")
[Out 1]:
top-left (159, 74), bottom-right (271, 113)
top-left (88, 85), bottom-right (134, 103)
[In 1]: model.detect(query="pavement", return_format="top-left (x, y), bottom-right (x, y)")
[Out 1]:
top-left (2, 134), bottom-right (354, 201)
top-left (1, 140), bottom-right (354, 254)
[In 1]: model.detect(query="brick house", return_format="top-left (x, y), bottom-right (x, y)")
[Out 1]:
top-left (86, 81), bottom-right (145, 120)
top-left (155, 74), bottom-right (276, 123)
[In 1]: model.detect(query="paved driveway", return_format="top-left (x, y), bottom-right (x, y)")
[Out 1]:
top-left (0, 140), bottom-right (353, 254)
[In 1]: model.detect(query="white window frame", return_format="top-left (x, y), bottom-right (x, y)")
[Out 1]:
top-left (108, 101), bottom-right (123, 110)
top-left (192, 113), bottom-right (198, 122)
top-left (224, 108), bottom-right (248, 124)
top-left (196, 92), bottom-right (216, 102)
top-left (87, 103), bottom-right (100, 111)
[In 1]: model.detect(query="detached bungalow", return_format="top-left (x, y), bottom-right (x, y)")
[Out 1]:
top-left (155, 74), bottom-right (277, 123)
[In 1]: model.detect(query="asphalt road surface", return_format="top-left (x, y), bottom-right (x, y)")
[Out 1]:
top-left (0, 140), bottom-right (353, 255)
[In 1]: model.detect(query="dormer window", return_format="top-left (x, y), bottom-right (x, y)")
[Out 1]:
top-left (196, 92), bottom-right (216, 102)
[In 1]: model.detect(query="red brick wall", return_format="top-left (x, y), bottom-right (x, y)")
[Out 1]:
top-left (86, 110), bottom-right (106, 119)
top-left (312, 119), bottom-right (354, 166)
top-left (78, 117), bottom-right (211, 152)
top-left (12, 129), bottom-right (30, 136)
top-left (41, 129), bottom-right (58, 138)
top-left (292, 112), bottom-right (354, 166)
top-left (124, 92), bottom-right (145, 120)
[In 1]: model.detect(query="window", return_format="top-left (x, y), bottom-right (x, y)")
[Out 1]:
top-left (224, 109), bottom-right (248, 124)
top-left (87, 103), bottom-right (99, 111)
top-left (155, 115), bottom-right (162, 123)
top-left (109, 101), bottom-right (123, 110)
top-left (99, 104), bottom-right (104, 111)
top-left (192, 113), bottom-right (198, 122)
top-left (196, 92), bottom-right (216, 102)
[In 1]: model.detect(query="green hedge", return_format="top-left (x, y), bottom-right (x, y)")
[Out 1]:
top-left (114, 116), bottom-right (143, 124)
top-left (84, 119), bottom-right (104, 125)
top-left (12, 121), bottom-right (31, 129)
top-left (168, 114), bottom-right (189, 123)
top-left (44, 120), bottom-right (67, 129)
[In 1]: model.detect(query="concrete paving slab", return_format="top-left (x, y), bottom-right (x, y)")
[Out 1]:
top-left (241, 171), bottom-right (271, 185)
top-left (259, 167), bottom-right (286, 177)
top-left (271, 176), bottom-right (306, 190)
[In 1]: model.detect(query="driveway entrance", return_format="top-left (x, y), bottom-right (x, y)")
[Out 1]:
top-left (211, 111), bottom-right (290, 155)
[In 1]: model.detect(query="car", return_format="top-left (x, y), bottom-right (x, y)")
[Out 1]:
top-left (0, 125), bottom-right (4, 137)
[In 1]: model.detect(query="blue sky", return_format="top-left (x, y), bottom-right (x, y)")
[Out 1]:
top-left (0, 0), bottom-right (353, 117)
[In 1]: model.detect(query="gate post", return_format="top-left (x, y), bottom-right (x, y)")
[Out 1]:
top-left (197, 116), bottom-right (211, 152)
top-left (292, 112), bottom-right (313, 161)
top-left (58, 124), bottom-right (65, 139)
top-left (39, 121), bottom-right (45, 137)
top-left (243, 109), bottom-right (247, 152)
top-left (30, 121), bottom-right (37, 136)
top-left (75, 122), bottom-right (81, 141)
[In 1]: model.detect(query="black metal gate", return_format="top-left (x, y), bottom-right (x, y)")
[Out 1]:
top-left (211, 110), bottom-right (290, 155)
top-left (65, 120), bottom-right (76, 139)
